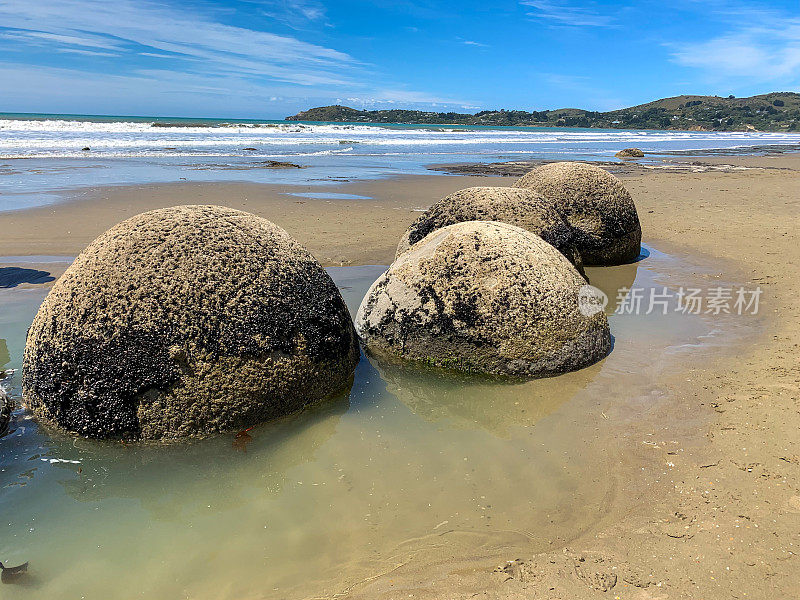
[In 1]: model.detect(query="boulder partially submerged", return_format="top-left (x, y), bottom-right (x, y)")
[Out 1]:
top-left (23, 205), bottom-right (359, 440)
top-left (396, 186), bottom-right (583, 270)
top-left (514, 161), bottom-right (642, 265)
top-left (615, 148), bottom-right (645, 158)
top-left (356, 221), bottom-right (611, 378)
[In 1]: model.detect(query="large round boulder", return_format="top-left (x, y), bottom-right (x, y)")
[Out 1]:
top-left (23, 205), bottom-right (359, 440)
top-left (513, 162), bottom-right (641, 265)
top-left (356, 221), bottom-right (611, 378)
top-left (396, 186), bottom-right (583, 271)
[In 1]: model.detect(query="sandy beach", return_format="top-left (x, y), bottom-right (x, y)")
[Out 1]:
top-left (0, 175), bottom-right (501, 266)
top-left (1, 154), bottom-right (798, 598)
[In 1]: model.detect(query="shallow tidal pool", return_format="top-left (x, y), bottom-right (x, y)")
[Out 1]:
top-left (0, 248), bottom-right (753, 599)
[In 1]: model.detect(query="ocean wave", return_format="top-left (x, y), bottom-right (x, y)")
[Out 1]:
top-left (3, 117), bottom-right (798, 138)
top-left (2, 116), bottom-right (800, 159)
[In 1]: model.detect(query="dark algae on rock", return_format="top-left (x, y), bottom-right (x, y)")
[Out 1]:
top-left (0, 386), bottom-right (10, 437)
top-left (395, 186), bottom-right (584, 273)
top-left (514, 162), bottom-right (642, 266)
top-left (356, 221), bottom-right (611, 378)
top-left (23, 205), bottom-right (359, 441)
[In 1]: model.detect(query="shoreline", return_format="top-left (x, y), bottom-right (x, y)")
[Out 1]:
top-left (1, 154), bottom-right (799, 598)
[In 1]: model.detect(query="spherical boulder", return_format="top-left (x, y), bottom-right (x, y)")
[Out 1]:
top-left (23, 205), bottom-right (359, 440)
top-left (396, 186), bottom-right (583, 271)
top-left (356, 221), bottom-right (611, 378)
top-left (513, 162), bottom-right (642, 265)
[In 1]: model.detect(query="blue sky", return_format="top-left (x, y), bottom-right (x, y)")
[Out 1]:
top-left (0, 0), bottom-right (799, 118)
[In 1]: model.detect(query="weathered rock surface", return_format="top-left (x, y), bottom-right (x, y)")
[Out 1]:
top-left (23, 205), bottom-right (359, 440)
top-left (615, 148), bottom-right (645, 158)
top-left (356, 221), bottom-right (611, 378)
top-left (395, 186), bottom-right (583, 271)
top-left (514, 161), bottom-right (642, 265)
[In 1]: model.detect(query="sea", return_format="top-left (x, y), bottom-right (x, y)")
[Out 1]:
top-left (2, 112), bottom-right (800, 211)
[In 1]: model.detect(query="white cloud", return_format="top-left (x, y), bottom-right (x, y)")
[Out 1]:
top-left (335, 89), bottom-right (479, 110)
top-left (0, 0), bottom-right (354, 87)
top-left (0, 61), bottom-right (353, 115)
top-left (248, 0), bottom-right (328, 28)
top-left (0, 0), bottom-right (477, 113)
top-left (57, 48), bottom-right (119, 58)
top-left (521, 0), bottom-right (615, 28)
top-left (670, 18), bottom-right (800, 82)
top-left (0, 61), bottom-right (475, 117)
top-left (1, 30), bottom-right (125, 51)
top-left (377, 90), bottom-right (472, 105)
top-left (138, 52), bottom-right (178, 59)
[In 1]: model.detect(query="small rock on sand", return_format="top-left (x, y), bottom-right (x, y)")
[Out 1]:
top-left (615, 147), bottom-right (645, 158)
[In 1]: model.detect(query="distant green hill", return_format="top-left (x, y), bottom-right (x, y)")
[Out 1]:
top-left (286, 93), bottom-right (800, 131)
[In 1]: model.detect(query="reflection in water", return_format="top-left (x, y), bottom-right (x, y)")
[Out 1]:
top-left (0, 338), bottom-right (9, 369)
top-left (585, 260), bottom-right (639, 315)
top-left (53, 391), bottom-right (350, 514)
top-left (371, 356), bottom-right (602, 436)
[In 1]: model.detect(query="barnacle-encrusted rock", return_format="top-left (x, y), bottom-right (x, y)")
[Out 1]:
top-left (356, 221), bottom-right (611, 378)
top-left (514, 162), bottom-right (642, 265)
top-left (396, 186), bottom-right (583, 271)
top-left (23, 205), bottom-right (359, 440)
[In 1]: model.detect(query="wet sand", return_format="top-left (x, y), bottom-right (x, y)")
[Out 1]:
top-left (1, 154), bottom-right (799, 598)
top-left (0, 175), bottom-right (507, 266)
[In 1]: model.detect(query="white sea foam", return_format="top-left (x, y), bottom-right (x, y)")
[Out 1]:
top-left (2, 117), bottom-right (799, 158)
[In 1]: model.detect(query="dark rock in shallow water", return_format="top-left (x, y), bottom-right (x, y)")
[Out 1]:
top-left (23, 205), bottom-right (359, 440)
top-left (356, 221), bottom-right (611, 378)
top-left (260, 160), bottom-right (303, 168)
top-left (514, 161), bottom-right (642, 266)
top-left (615, 147), bottom-right (645, 158)
top-left (0, 387), bottom-right (11, 437)
top-left (395, 186), bottom-right (583, 272)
